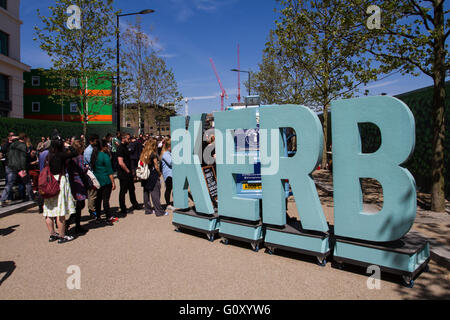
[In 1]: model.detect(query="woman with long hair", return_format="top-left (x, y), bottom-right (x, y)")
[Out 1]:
top-left (92, 139), bottom-right (117, 223)
top-left (160, 139), bottom-right (173, 209)
top-left (140, 139), bottom-right (166, 216)
top-left (66, 140), bottom-right (89, 235)
top-left (43, 139), bottom-right (78, 243)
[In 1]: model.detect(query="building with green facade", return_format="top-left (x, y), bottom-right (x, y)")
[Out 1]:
top-left (23, 69), bottom-right (113, 124)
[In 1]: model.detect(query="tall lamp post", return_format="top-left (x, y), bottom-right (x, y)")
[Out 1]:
top-left (116, 9), bottom-right (155, 132)
top-left (231, 69), bottom-right (251, 97)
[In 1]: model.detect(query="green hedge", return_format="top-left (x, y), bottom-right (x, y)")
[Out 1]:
top-left (359, 82), bottom-right (450, 197)
top-left (0, 117), bottom-right (134, 146)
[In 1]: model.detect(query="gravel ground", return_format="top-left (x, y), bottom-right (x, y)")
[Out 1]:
top-left (0, 175), bottom-right (449, 300)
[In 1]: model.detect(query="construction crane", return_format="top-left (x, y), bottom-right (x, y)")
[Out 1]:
top-left (209, 58), bottom-right (228, 111)
top-left (184, 96), bottom-right (217, 116)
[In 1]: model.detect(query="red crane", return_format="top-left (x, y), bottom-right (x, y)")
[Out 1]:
top-left (210, 58), bottom-right (228, 111)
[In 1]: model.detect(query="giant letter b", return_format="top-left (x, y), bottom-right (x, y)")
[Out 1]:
top-left (332, 96), bottom-right (416, 242)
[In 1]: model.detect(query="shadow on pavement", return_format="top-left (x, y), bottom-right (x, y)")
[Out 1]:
top-left (172, 226), bottom-right (214, 242)
top-left (0, 261), bottom-right (16, 286)
top-left (0, 225), bottom-right (20, 237)
top-left (80, 207), bottom-right (121, 223)
top-left (394, 264), bottom-right (450, 300)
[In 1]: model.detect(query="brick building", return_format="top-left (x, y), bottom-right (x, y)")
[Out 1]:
top-left (122, 103), bottom-right (176, 136)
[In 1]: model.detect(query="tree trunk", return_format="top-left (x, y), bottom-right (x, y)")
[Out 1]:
top-left (83, 98), bottom-right (88, 142)
top-left (321, 104), bottom-right (329, 170)
top-left (138, 103), bottom-right (142, 135)
top-left (430, 0), bottom-right (446, 212)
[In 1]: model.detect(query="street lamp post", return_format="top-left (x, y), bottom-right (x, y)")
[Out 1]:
top-left (116, 9), bottom-right (155, 133)
top-left (231, 69), bottom-right (251, 97)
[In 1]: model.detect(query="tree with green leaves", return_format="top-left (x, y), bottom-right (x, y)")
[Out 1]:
top-left (143, 51), bottom-right (183, 131)
top-left (121, 18), bottom-right (153, 135)
top-left (35, 0), bottom-right (119, 139)
top-left (245, 32), bottom-right (312, 105)
top-left (120, 18), bottom-right (182, 135)
top-left (266, 0), bottom-right (383, 168)
top-left (343, 0), bottom-right (448, 211)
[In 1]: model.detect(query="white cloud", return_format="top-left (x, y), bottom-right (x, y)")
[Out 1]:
top-left (365, 80), bottom-right (399, 90)
top-left (158, 53), bottom-right (178, 59)
top-left (170, 0), bottom-right (237, 21)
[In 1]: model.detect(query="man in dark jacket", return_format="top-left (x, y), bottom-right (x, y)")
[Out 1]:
top-left (128, 136), bottom-right (142, 179)
top-left (117, 133), bottom-right (141, 216)
top-left (0, 133), bottom-right (35, 207)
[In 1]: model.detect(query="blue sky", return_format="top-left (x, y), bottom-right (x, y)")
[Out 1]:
top-left (20, 0), bottom-right (436, 115)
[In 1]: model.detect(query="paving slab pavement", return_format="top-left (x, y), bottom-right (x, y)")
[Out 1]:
top-left (0, 177), bottom-right (449, 300)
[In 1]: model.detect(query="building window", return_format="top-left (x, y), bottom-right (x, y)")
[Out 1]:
top-left (70, 78), bottom-right (78, 87)
top-left (167, 127), bottom-right (170, 131)
top-left (0, 0), bottom-right (6, 10)
top-left (31, 76), bottom-right (40, 86)
top-left (127, 123), bottom-right (131, 128)
top-left (0, 74), bottom-right (8, 101)
top-left (70, 102), bottom-right (78, 113)
top-left (0, 30), bottom-right (9, 56)
top-left (32, 102), bottom-right (40, 113)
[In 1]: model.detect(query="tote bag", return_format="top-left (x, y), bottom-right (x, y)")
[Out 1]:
top-left (136, 160), bottom-right (151, 180)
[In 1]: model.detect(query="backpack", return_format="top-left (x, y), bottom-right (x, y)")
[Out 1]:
top-left (38, 166), bottom-right (62, 199)
top-left (136, 160), bottom-right (150, 180)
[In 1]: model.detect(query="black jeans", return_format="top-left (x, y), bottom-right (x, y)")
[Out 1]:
top-left (164, 177), bottom-right (173, 206)
top-left (95, 184), bottom-right (113, 219)
top-left (75, 200), bottom-right (85, 227)
top-left (68, 200), bottom-right (85, 228)
top-left (118, 174), bottom-right (138, 213)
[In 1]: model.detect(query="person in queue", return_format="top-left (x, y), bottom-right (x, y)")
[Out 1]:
top-left (116, 133), bottom-right (141, 217)
top-left (83, 134), bottom-right (100, 219)
top-left (43, 138), bottom-right (78, 244)
top-left (92, 139), bottom-right (117, 223)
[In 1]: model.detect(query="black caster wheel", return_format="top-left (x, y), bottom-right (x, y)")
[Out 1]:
top-left (317, 257), bottom-right (327, 267)
top-left (402, 275), bottom-right (414, 288)
top-left (334, 262), bottom-right (344, 270)
top-left (251, 243), bottom-right (259, 252)
top-left (265, 247), bottom-right (274, 255)
top-left (221, 237), bottom-right (229, 245)
top-left (174, 227), bottom-right (181, 233)
top-left (207, 233), bottom-right (214, 242)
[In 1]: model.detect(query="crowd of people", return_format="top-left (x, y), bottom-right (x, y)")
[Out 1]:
top-left (0, 131), bottom-right (173, 244)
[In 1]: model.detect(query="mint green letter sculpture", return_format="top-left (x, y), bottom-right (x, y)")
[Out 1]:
top-left (171, 114), bottom-right (214, 214)
top-left (260, 105), bottom-right (328, 232)
top-left (214, 108), bottom-right (260, 221)
top-left (332, 96), bottom-right (416, 242)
